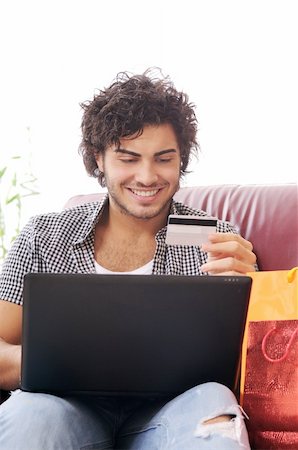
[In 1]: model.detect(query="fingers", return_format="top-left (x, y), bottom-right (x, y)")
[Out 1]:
top-left (201, 256), bottom-right (256, 275)
top-left (203, 232), bottom-right (254, 252)
top-left (201, 233), bottom-right (257, 275)
top-left (202, 241), bottom-right (256, 265)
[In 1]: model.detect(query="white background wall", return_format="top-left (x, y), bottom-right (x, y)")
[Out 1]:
top-left (1, 0), bottom-right (297, 224)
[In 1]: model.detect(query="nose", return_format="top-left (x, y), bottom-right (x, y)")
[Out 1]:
top-left (135, 162), bottom-right (158, 186)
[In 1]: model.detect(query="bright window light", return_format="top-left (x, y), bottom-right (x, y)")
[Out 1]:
top-left (0, 0), bottom-right (297, 227)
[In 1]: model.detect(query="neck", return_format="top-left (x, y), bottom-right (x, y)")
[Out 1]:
top-left (102, 199), bottom-right (170, 238)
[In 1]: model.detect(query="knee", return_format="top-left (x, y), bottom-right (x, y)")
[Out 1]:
top-left (0, 391), bottom-right (81, 449)
top-left (196, 381), bottom-right (235, 396)
top-left (195, 382), bottom-right (237, 405)
top-left (1, 390), bottom-right (75, 429)
top-left (193, 383), bottom-right (250, 448)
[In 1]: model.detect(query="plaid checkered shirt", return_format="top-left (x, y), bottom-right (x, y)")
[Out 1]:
top-left (0, 195), bottom-right (238, 306)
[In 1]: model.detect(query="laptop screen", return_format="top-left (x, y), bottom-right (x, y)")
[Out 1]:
top-left (21, 273), bottom-right (251, 396)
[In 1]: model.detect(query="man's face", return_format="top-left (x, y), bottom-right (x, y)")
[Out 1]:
top-left (95, 123), bottom-right (181, 221)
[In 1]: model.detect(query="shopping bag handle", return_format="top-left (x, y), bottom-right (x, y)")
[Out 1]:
top-left (287, 267), bottom-right (297, 283)
top-left (262, 326), bottom-right (298, 362)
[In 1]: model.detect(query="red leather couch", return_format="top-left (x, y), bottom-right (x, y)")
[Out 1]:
top-left (1, 183), bottom-right (297, 405)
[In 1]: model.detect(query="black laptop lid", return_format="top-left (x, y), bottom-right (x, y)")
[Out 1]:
top-left (21, 273), bottom-right (251, 396)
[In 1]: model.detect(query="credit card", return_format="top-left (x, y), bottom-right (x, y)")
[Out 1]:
top-left (165, 214), bottom-right (217, 246)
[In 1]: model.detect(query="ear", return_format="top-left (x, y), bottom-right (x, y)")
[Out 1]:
top-left (95, 153), bottom-right (104, 172)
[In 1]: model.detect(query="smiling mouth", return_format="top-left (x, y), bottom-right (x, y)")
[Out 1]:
top-left (129, 188), bottom-right (161, 197)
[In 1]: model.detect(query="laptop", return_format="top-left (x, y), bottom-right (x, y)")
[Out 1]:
top-left (21, 273), bottom-right (251, 396)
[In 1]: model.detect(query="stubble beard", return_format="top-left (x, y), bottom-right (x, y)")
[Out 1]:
top-left (107, 180), bottom-right (180, 221)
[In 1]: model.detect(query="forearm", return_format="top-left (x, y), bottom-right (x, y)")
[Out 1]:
top-left (0, 338), bottom-right (21, 390)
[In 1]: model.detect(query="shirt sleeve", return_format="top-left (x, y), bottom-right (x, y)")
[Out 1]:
top-left (216, 219), bottom-right (238, 234)
top-left (0, 218), bottom-right (36, 306)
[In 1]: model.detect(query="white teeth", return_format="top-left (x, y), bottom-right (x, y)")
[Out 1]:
top-left (131, 189), bottom-right (159, 197)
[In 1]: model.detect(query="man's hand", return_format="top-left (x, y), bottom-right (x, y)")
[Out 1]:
top-left (201, 233), bottom-right (257, 275)
top-left (0, 300), bottom-right (22, 390)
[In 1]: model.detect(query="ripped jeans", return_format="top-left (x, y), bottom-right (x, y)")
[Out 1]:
top-left (0, 382), bottom-right (250, 449)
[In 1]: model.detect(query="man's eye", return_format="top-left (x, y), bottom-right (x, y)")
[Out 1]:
top-left (158, 158), bottom-right (172, 163)
top-left (120, 158), bottom-right (137, 163)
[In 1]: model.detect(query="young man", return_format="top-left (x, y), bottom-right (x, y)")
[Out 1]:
top-left (0, 70), bottom-right (256, 449)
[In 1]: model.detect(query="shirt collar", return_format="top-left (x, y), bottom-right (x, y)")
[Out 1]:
top-left (72, 194), bottom-right (109, 245)
top-left (74, 195), bottom-right (179, 245)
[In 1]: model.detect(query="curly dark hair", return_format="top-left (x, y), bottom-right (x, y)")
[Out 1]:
top-left (79, 69), bottom-right (199, 187)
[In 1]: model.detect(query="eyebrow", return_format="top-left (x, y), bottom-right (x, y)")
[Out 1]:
top-left (114, 148), bottom-right (178, 157)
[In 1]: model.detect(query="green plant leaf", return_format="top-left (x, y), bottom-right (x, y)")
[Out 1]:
top-left (0, 152), bottom-right (39, 264)
top-left (0, 167), bottom-right (7, 179)
top-left (12, 173), bottom-right (18, 186)
top-left (6, 194), bottom-right (21, 205)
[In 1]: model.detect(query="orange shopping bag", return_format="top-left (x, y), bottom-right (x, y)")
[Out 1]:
top-left (240, 268), bottom-right (298, 449)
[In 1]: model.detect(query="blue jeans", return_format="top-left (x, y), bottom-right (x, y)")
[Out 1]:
top-left (0, 382), bottom-right (250, 449)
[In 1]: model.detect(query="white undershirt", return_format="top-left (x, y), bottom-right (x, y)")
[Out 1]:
top-left (94, 259), bottom-right (154, 275)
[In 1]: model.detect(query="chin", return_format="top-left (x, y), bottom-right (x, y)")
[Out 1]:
top-left (121, 202), bottom-right (170, 221)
